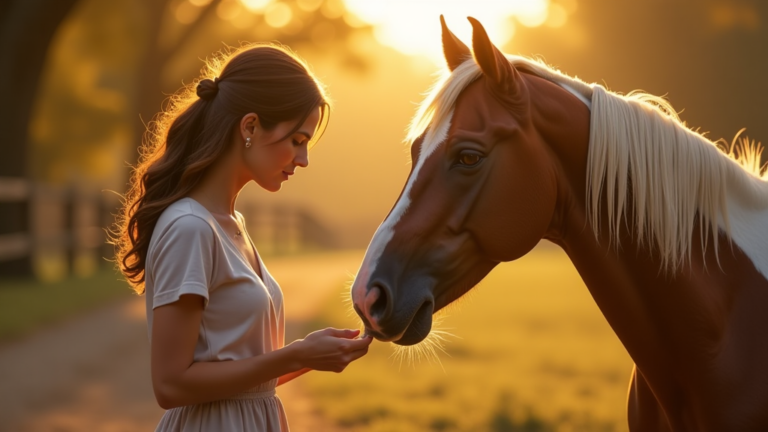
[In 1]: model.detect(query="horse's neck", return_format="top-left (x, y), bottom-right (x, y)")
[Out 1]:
top-left (531, 73), bottom-right (768, 364)
top-left (553, 194), bottom-right (768, 402)
top-left (555, 207), bottom-right (734, 354)
top-left (538, 75), bottom-right (768, 422)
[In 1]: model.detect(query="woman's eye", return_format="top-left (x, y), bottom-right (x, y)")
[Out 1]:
top-left (458, 152), bottom-right (482, 166)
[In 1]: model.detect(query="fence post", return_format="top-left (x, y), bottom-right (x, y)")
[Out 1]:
top-left (272, 205), bottom-right (298, 255)
top-left (70, 189), bottom-right (103, 277)
top-left (63, 186), bottom-right (75, 275)
top-left (0, 177), bottom-right (33, 277)
top-left (296, 208), bottom-right (336, 250)
top-left (99, 192), bottom-right (118, 268)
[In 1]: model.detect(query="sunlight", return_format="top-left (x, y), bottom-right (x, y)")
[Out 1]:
top-left (241, 0), bottom-right (270, 12)
top-left (264, 2), bottom-right (293, 27)
top-left (343, 0), bottom-right (572, 64)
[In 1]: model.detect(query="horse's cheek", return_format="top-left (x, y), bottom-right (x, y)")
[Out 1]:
top-left (474, 154), bottom-right (556, 262)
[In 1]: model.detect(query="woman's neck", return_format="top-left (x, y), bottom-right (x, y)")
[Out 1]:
top-left (188, 146), bottom-right (247, 215)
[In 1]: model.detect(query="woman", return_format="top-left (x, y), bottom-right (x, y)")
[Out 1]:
top-left (114, 44), bottom-right (372, 431)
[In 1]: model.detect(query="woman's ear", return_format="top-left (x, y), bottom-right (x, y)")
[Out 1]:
top-left (240, 113), bottom-right (260, 141)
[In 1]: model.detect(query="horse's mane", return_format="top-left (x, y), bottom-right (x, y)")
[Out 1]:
top-left (408, 56), bottom-right (768, 272)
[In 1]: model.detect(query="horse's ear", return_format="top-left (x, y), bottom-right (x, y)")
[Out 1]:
top-left (468, 17), bottom-right (521, 91)
top-left (441, 15), bottom-right (471, 71)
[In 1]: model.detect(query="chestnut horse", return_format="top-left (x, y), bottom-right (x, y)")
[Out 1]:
top-left (351, 17), bottom-right (768, 431)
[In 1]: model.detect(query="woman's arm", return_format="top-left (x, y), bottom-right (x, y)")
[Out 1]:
top-left (277, 368), bottom-right (311, 386)
top-left (151, 294), bottom-right (371, 409)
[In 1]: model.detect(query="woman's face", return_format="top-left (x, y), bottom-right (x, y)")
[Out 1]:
top-left (245, 107), bottom-right (321, 192)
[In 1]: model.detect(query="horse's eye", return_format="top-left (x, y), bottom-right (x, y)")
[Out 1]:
top-left (458, 152), bottom-right (482, 167)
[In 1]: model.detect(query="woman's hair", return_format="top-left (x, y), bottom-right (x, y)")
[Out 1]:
top-left (114, 43), bottom-right (330, 294)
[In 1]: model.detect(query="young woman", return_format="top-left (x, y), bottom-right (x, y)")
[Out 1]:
top-left (114, 44), bottom-right (372, 431)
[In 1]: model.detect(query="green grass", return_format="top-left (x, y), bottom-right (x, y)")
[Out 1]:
top-left (0, 268), bottom-right (133, 341)
top-left (303, 246), bottom-right (633, 432)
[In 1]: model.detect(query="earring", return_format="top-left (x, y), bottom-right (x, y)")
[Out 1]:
top-left (245, 137), bottom-right (252, 148)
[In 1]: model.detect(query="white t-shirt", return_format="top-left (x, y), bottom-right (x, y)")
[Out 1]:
top-left (144, 197), bottom-right (285, 373)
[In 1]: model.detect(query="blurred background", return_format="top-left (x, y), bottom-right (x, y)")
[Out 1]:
top-left (0, 0), bottom-right (766, 431)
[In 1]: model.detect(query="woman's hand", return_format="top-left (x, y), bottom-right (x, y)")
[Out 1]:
top-left (289, 328), bottom-right (373, 373)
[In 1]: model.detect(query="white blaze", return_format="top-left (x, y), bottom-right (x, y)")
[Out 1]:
top-left (351, 111), bottom-right (454, 308)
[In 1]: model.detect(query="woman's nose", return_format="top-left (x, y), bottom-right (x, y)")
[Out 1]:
top-left (295, 147), bottom-right (309, 168)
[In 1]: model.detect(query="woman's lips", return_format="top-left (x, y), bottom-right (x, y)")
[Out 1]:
top-left (282, 171), bottom-right (293, 180)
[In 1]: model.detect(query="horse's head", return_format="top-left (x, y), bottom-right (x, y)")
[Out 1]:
top-left (351, 17), bottom-right (590, 345)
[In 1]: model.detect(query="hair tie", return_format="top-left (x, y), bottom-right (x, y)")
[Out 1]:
top-left (196, 77), bottom-right (220, 100)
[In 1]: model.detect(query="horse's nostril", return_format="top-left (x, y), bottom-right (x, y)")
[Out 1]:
top-left (369, 283), bottom-right (389, 318)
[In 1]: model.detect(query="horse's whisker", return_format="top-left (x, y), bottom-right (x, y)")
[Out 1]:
top-left (389, 315), bottom-right (455, 372)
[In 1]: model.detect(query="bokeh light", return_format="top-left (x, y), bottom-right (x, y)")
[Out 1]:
top-left (320, 0), bottom-right (345, 19)
top-left (217, 0), bottom-right (242, 20)
top-left (546, 3), bottom-right (568, 28)
top-left (265, 2), bottom-right (293, 28)
top-left (240, 0), bottom-right (270, 12)
top-left (175, 1), bottom-right (202, 24)
top-left (296, 0), bottom-right (322, 13)
top-left (342, 0), bottom-right (569, 63)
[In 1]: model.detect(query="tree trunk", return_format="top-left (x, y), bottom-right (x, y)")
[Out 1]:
top-left (0, 0), bottom-right (80, 276)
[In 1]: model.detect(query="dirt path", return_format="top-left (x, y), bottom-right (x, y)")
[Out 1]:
top-left (0, 250), bottom-right (364, 432)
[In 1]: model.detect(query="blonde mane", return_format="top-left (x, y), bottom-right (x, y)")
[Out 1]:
top-left (408, 56), bottom-right (768, 274)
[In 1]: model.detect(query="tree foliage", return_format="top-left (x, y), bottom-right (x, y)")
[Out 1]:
top-left (28, 0), bottom-right (369, 186)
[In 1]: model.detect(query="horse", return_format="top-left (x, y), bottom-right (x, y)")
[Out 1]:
top-left (350, 16), bottom-right (768, 431)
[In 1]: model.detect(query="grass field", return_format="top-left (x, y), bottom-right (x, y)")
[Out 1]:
top-left (0, 268), bottom-right (132, 342)
top-left (303, 245), bottom-right (634, 432)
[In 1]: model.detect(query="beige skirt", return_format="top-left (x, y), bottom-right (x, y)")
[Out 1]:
top-left (155, 388), bottom-right (289, 432)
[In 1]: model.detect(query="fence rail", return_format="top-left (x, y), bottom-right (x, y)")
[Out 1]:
top-left (0, 177), bottom-right (339, 279)
top-left (0, 233), bottom-right (31, 261)
top-left (0, 177), bottom-right (30, 201)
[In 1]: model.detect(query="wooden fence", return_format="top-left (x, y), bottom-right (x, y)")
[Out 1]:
top-left (0, 177), bottom-right (117, 279)
top-left (0, 177), bottom-right (339, 280)
top-left (237, 202), bottom-right (339, 256)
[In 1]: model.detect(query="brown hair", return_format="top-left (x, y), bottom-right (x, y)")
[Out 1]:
top-left (114, 43), bottom-right (330, 294)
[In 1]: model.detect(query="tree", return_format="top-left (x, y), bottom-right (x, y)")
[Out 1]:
top-left (0, 0), bottom-right (80, 275)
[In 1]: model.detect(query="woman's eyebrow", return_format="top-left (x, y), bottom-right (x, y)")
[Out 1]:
top-left (296, 131), bottom-right (312, 140)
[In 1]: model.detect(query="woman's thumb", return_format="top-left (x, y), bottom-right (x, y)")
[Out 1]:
top-left (327, 328), bottom-right (361, 339)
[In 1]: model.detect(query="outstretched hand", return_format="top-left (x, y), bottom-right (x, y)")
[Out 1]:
top-left (291, 328), bottom-right (373, 373)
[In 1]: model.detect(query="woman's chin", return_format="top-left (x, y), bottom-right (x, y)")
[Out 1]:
top-left (258, 182), bottom-right (282, 192)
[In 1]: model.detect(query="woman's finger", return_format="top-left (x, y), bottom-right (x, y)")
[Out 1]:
top-left (346, 335), bottom-right (373, 350)
top-left (325, 328), bottom-right (361, 339)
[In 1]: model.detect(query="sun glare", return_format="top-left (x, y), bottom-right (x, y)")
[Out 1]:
top-left (241, 0), bottom-right (270, 12)
top-left (215, 0), bottom-right (574, 63)
top-left (343, 0), bottom-right (570, 64)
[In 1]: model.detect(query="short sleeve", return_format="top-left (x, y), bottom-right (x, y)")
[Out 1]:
top-left (149, 214), bottom-right (215, 309)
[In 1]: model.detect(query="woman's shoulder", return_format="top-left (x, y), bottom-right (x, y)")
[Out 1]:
top-left (153, 198), bottom-right (217, 243)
